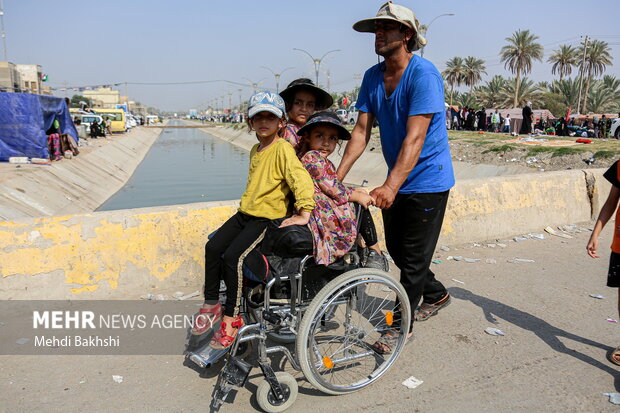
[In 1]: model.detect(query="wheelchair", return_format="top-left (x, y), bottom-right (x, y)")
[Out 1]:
top-left (185, 226), bottom-right (411, 412)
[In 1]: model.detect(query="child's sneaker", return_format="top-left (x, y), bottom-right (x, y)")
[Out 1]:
top-left (364, 250), bottom-right (389, 272)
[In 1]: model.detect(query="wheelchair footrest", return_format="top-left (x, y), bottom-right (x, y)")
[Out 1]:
top-left (210, 356), bottom-right (254, 412)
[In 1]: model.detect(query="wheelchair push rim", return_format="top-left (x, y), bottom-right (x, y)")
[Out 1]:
top-left (296, 268), bottom-right (411, 395)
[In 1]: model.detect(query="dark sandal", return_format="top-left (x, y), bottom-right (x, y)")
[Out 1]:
top-left (610, 346), bottom-right (620, 366)
top-left (414, 293), bottom-right (451, 322)
top-left (371, 329), bottom-right (412, 355)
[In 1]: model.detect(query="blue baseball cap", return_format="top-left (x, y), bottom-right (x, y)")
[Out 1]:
top-left (248, 91), bottom-right (286, 119)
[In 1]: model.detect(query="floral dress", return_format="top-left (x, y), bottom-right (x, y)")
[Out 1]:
top-left (300, 150), bottom-right (357, 265)
top-left (282, 123), bottom-right (301, 150)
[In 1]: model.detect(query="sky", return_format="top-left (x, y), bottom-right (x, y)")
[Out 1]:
top-left (2, 0), bottom-right (619, 112)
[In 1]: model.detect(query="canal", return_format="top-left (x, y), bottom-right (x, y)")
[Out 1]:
top-left (97, 121), bottom-right (249, 211)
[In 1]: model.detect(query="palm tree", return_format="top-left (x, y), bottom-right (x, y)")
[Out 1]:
top-left (586, 80), bottom-right (615, 113)
top-left (550, 78), bottom-right (581, 108)
top-left (442, 57), bottom-right (465, 106)
top-left (578, 39), bottom-right (613, 113)
top-left (500, 29), bottom-right (544, 107)
top-left (455, 92), bottom-right (477, 109)
top-left (475, 75), bottom-right (507, 108)
top-left (499, 77), bottom-right (541, 108)
top-left (463, 56), bottom-right (487, 93)
top-left (548, 45), bottom-right (578, 81)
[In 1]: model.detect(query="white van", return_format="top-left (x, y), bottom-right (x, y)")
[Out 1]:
top-left (347, 102), bottom-right (358, 125)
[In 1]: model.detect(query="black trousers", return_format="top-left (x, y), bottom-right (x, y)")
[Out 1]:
top-left (382, 191), bottom-right (450, 315)
top-left (204, 212), bottom-right (270, 317)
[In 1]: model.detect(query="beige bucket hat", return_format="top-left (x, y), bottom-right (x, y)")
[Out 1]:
top-left (353, 1), bottom-right (427, 52)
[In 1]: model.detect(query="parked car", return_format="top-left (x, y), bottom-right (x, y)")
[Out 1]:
top-left (611, 118), bottom-right (620, 139)
top-left (80, 114), bottom-right (103, 134)
top-left (336, 109), bottom-right (348, 123)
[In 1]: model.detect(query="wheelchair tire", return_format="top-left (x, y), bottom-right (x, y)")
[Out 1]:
top-left (296, 268), bottom-right (410, 395)
top-left (256, 372), bottom-right (298, 413)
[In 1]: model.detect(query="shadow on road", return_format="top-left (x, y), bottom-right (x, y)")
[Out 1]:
top-left (450, 287), bottom-right (620, 391)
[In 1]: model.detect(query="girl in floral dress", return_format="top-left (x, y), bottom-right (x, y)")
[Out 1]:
top-left (297, 111), bottom-right (388, 268)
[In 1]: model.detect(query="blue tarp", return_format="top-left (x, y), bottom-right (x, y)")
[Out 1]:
top-left (0, 93), bottom-right (79, 161)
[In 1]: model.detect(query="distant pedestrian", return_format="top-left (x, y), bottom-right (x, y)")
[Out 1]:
top-left (105, 118), bottom-right (112, 135)
top-left (519, 101), bottom-right (533, 135)
top-left (491, 109), bottom-right (500, 133)
top-left (90, 120), bottom-right (100, 139)
top-left (502, 114), bottom-right (511, 133)
top-left (586, 159), bottom-right (620, 366)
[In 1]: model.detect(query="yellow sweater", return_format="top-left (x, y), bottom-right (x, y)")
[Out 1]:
top-left (239, 139), bottom-right (315, 219)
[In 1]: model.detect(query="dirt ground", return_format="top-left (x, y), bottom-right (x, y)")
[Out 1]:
top-left (2, 222), bottom-right (618, 412)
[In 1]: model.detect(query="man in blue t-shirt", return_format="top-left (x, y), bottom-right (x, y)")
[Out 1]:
top-left (337, 2), bottom-right (454, 346)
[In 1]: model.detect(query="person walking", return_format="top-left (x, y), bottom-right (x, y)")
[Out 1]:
top-left (491, 109), bottom-right (500, 133)
top-left (519, 101), bottom-right (533, 135)
top-left (337, 1), bottom-right (454, 347)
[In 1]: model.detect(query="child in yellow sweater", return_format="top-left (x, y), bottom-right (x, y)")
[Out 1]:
top-left (192, 91), bottom-right (315, 349)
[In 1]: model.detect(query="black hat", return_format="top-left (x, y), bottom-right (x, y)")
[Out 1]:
top-left (297, 110), bottom-right (351, 140)
top-left (279, 78), bottom-right (334, 111)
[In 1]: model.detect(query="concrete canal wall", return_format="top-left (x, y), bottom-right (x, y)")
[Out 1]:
top-left (0, 126), bottom-right (162, 221)
top-left (0, 165), bottom-right (610, 300)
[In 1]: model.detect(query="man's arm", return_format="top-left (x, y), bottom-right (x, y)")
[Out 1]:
top-left (370, 114), bottom-right (433, 209)
top-left (336, 111), bottom-right (375, 182)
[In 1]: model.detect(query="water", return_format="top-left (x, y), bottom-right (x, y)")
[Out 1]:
top-left (97, 121), bottom-right (249, 211)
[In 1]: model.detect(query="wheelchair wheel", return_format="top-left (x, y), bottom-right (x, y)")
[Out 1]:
top-left (296, 268), bottom-right (410, 395)
top-left (256, 372), bottom-right (298, 413)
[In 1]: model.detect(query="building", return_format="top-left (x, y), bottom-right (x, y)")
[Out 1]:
top-left (15, 64), bottom-right (42, 94)
top-left (0, 61), bottom-right (22, 92)
top-left (82, 87), bottom-right (121, 109)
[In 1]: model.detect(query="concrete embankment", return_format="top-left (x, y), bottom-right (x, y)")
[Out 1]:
top-left (0, 165), bottom-right (610, 300)
top-left (0, 126), bottom-right (162, 221)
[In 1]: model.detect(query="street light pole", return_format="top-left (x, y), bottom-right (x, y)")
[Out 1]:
top-left (242, 77), bottom-right (265, 94)
top-left (0, 0), bottom-right (7, 61)
top-left (260, 66), bottom-right (294, 93)
top-left (419, 13), bottom-right (454, 58)
top-left (293, 48), bottom-right (341, 87)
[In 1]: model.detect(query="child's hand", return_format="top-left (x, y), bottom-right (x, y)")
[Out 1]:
top-left (350, 188), bottom-right (374, 209)
top-left (279, 210), bottom-right (310, 227)
top-left (586, 235), bottom-right (600, 258)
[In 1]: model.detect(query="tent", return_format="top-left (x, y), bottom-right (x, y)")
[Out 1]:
top-left (0, 93), bottom-right (79, 161)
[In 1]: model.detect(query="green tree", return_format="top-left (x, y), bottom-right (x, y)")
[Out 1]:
top-left (442, 57), bottom-right (465, 106)
top-left (548, 45), bottom-right (578, 81)
top-left (578, 39), bottom-right (613, 113)
top-left (475, 75), bottom-right (507, 108)
top-left (456, 92), bottom-right (478, 109)
top-left (69, 94), bottom-right (90, 108)
top-left (549, 78), bottom-right (580, 108)
top-left (539, 92), bottom-right (567, 117)
top-left (499, 77), bottom-right (541, 108)
top-left (500, 29), bottom-right (544, 107)
top-left (463, 56), bottom-right (487, 93)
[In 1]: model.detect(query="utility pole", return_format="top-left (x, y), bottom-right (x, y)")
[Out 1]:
top-left (0, 0), bottom-right (7, 61)
top-left (326, 69), bottom-right (331, 92)
top-left (576, 35), bottom-right (589, 115)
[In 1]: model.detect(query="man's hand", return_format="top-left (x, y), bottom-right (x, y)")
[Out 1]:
top-left (370, 184), bottom-right (398, 209)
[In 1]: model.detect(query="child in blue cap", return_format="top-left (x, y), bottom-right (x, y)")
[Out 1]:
top-left (192, 91), bottom-right (315, 349)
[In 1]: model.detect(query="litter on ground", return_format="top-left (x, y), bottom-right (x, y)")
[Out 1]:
top-left (589, 294), bottom-right (604, 299)
top-left (603, 393), bottom-right (620, 405)
top-left (402, 376), bottom-right (423, 389)
top-left (112, 375), bottom-right (123, 383)
top-left (451, 279), bottom-right (465, 284)
top-left (484, 327), bottom-right (505, 336)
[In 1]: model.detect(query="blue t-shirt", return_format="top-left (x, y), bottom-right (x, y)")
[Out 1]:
top-left (356, 55), bottom-right (454, 193)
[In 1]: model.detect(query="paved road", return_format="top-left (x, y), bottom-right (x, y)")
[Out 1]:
top-left (2, 222), bottom-right (618, 412)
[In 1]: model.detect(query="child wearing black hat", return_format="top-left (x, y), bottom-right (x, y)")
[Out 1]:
top-left (297, 110), bottom-right (388, 270)
top-left (279, 78), bottom-right (333, 150)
